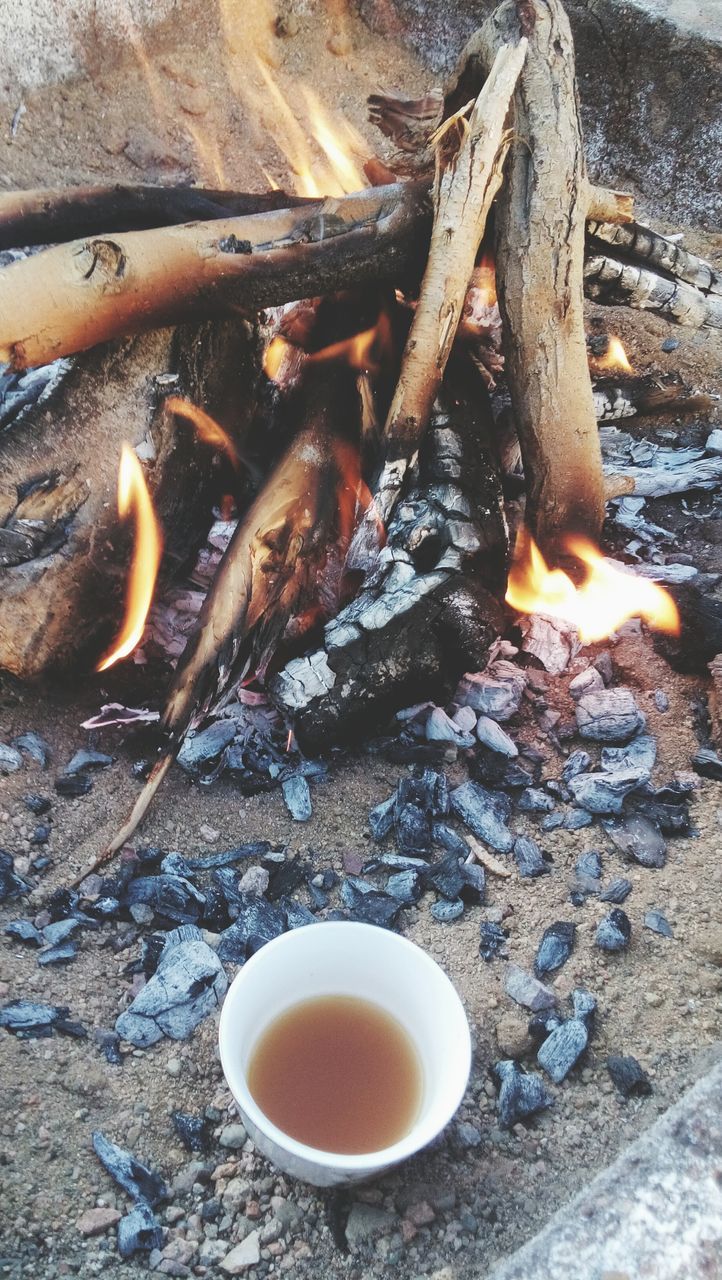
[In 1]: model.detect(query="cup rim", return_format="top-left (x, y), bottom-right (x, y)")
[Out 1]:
top-left (218, 920), bottom-right (472, 1171)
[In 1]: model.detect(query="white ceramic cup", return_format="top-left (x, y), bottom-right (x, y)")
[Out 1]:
top-left (218, 920), bottom-right (472, 1187)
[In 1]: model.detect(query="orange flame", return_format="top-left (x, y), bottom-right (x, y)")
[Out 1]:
top-left (506, 528), bottom-right (680, 644)
top-left (97, 445), bottom-right (163, 671)
top-left (592, 336), bottom-right (633, 374)
top-left (474, 251), bottom-right (497, 309)
top-left (164, 396), bottom-right (240, 469)
top-left (264, 323), bottom-right (387, 384)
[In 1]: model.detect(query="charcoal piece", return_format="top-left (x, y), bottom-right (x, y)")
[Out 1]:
top-left (44, 887), bottom-right (80, 921)
top-left (282, 774), bottom-right (312, 821)
top-left (364, 852), bottom-right (429, 873)
top-left (278, 897), bottom-right (316, 929)
top-left (572, 988), bottom-right (597, 1031)
top-left (4, 919), bottom-right (43, 945)
top-left (535, 922), bottom-right (576, 978)
top-left (398, 768), bottom-right (449, 817)
top-left (564, 809), bottom-right (594, 830)
top-left (306, 881), bottom-right (328, 910)
top-left (472, 749), bottom-right (534, 790)
top-left (644, 910), bottom-right (674, 938)
top-left (600, 877), bottom-right (633, 904)
top-left (479, 921), bottom-right (509, 962)
top-left (0, 999), bottom-right (70, 1037)
top-left (394, 802), bottom-right (432, 855)
top-left (95, 1029), bottom-right (123, 1065)
top-left (171, 1111), bottom-right (210, 1152)
top-left (423, 853), bottom-right (466, 901)
top-left (24, 793), bottom-right (51, 815)
top-left (341, 880), bottom-right (401, 929)
top-left (693, 749), bottom-right (722, 781)
top-left (603, 814), bottom-right (666, 868)
top-left (38, 940), bottom-right (78, 965)
top-left (218, 895), bottom-right (286, 961)
top-left (117, 1202), bottom-right (163, 1259)
top-left (12, 732), bottom-right (51, 767)
top-left (43, 918), bottom-right (82, 945)
top-left (601, 734), bottom-right (657, 774)
top-left (266, 856), bottom-right (306, 901)
top-left (568, 766), bottom-right (649, 815)
top-left (576, 850), bottom-right (602, 880)
top-left (631, 784), bottom-right (691, 834)
top-left (115, 936), bottom-right (228, 1047)
top-left (123, 874), bottom-right (205, 924)
top-left (513, 835), bottom-right (548, 879)
top-left (30, 824), bottom-right (50, 844)
top-left (537, 1017), bottom-right (589, 1083)
top-left (517, 788), bottom-right (555, 813)
top-left (176, 720), bottom-right (236, 778)
top-left (83, 895), bottom-right (121, 920)
top-left (160, 853), bottom-right (197, 880)
top-left (528, 1009), bottom-right (563, 1044)
top-left (606, 1055), bottom-right (652, 1098)
top-left (0, 850), bottom-right (30, 902)
top-left (431, 898), bottom-right (464, 922)
top-left (0, 743), bottom-right (23, 772)
top-left (199, 884), bottom-right (229, 933)
top-left (593, 652), bottom-right (614, 684)
top-left (541, 812), bottom-right (565, 832)
top-left (387, 870), bottom-right (423, 904)
top-left (185, 842), bottom-right (272, 871)
top-left (575, 688), bottom-right (645, 742)
top-left (31, 856), bottom-right (52, 872)
top-left (55, 1017), bottom-right (88, 1039)
top-left (450, 781), bottom-right (514, 854)
top-left (476, 716), bottom-right (518, 758)
top-left (431, 822), bottom-right (470, 857)
top-left (562, 751), bottom-right (591, 783)
top-left (65, 749), bottom-right (113, 775)
top-left (368, 796), bottom-right (395, 841)
top-left (595, 909), bottom-right (632, 952)
top-left (460, 859), bottom-right (486, 903)
top-left (504, 964), bottom-right (557, 1012)
top-left (138, 934), bottom-right (166, 977)
top-left (54, 773), bottom-right (93, 797)
top-left (494, 1060), bottom-right (554, 1129)
top-left (455, 663), bottom-right (526, 722)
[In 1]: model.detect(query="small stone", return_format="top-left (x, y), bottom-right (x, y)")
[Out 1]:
top-left (495, 1011), bottom-right (534, 1059)
top-left (654, 689), bottom-right (670, 712)
top-left (661, 336), bottom-right (680, 353)
top-left (475, 717), bottom-right (518, 757)
top-left (327, 29), bottom-right (351, 54)
top-left (504, 963), bottom-right (556, 1012)
top-left (406, 1201), bottom-right (435, 1227)
top-left (345, 1205), bottom-right (397, 1252)
top-left (237, 866), bottom-right (269, 896)
top-left (200, 824), bottom-right (220, 842)
top-left (76, 1207), bottom-right (122, 1236)
top-left (644, 910), bottom-right (673, 938)
top-left (219, 1123), bottom-right (247, 1150)
top-left (220, 1230), bottom-right (261, 1273)
top-left (569, 668), bottom-right (604, 701)
top-left (431, 898), bottom-right (464, 923)
top-left (454, 1122), bottom-right (482, 1148)
top-left (166, 1058), bottom-right (182, 1078)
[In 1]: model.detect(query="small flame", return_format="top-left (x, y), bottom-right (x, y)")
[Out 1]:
top-left (263, 336), bottom-right (291, 382)
top-left (592, 336), bottom-right (633, 374)
top-left (506, 528), bottom-right (680, 644)
top-left (97, 446), bottom-right (163, 671)
top-left (474, 251), bottom-right (497, 309)
top-left (165, 396), bottom-right (240, 469)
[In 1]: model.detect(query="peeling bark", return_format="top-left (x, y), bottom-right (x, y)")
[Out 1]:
top-left (584, 254), bottom-right (722, 328)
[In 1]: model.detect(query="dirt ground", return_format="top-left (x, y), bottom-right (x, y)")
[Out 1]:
top-left (1, 3), bottom-right (722, 1278)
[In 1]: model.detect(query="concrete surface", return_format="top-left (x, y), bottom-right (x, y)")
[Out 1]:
top-left (487, 1058), bottom-right (722, 1280)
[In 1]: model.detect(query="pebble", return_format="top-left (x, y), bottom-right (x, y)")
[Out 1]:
top-left (345, 1204), bottom-right (398, 1251)
top-left (166, 1058), bottom-right (182, 1078)
top-left (219, 1123), bottom-right (247, 1150)
top-left (495, 1010), bottom-right (534, 1059)
top-left (653, 689), bottom-right (670, 712)
top-left (76, 1207), bottom-right (122, 1236)
top-left (454, 1122), bottom-right (482, 1148)
top-left (504, 964), bottom-right (557, 1012)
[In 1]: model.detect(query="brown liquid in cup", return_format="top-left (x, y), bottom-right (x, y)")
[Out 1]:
top-left (246, 995), bottom-right (423, 1154)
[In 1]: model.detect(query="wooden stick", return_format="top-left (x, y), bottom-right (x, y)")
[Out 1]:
top-left (588, 220), bottom-right (722, 295)
top-left (585, 186), bottom-right (635, 225)
top-left (477, 0), bottom-right (606, 550)
top-left (592, 374), bottom-right (714, 422)
top-left (585, 253), bottom-right (722, 328)
top-left (0, 182), bottom-right (431, 369)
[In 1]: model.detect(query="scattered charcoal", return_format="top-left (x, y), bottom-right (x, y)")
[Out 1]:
top-left (568, 668), bottom-right (604, 701)
top-left (504, 964), bottom-right (557, 1012)
top-left (24, 793), bottom-right (51, 815)
top-left (200, 883), bottom-right (230, 933)
top-left (65, 749), bottom-right (113, 775)
top-left (176, 720), bottom-right (236, 777)
top-left (0, 850), bottom-right (30, 902)
top-left (306, 879), bottom-right (328, 910)
top-left (601, 734), bottom-right (657, 774)
top-left (135, 935), bottom-right (166, 978)
top-left (44, 887), bottom-right (80, 921)
top-left (43, 918), bottom-right (83, 945)
top-left (600, 878), bottom-right (633, 904)
top-left (431, 823), bottom-right (470, 858)
top-left (518, 614), bottom-right (580, 675)
top-left (568, 766), bottom-right (650, 814)
top-left (572, 988), bottom-right (597, 1031)
top-left (368, 795), bottom-right (395, 841)
top-left (364, 852), bottom-right (430, 873)
top-left (455, 662), bottom-right (526, 722)
top-left (493, 1060), bottom-right (554, 1129)
top-left (577, 850), bottom-right (602, 880)
top-left (654, 690), bottom-right (670, 712)
top-left (341, 880), bottom-right (401, 929)
top-left (692, 749), bottom-right (722, 781)
top-left (123, 874), bottom-right (205, 924)
top-left (278, 897), bottom-right (316, 929)
top-left (459, 859), bottom-right (486, 903)
top-left (117, 1203), bottom-right (164, 1259)
top-left (160, 852), bottom-right (197, 879)
top-left (38, 940), bottom-right (78, 966)
top-left (115, 929), bottom-right (228, 1047)
top-left (644, 910), bottom-right (674, 938)
top-left (472, 749), bottom-right (535, 790)
top-left (31, 855), bottom-right (52, 871)
top-left (217, 896), bottom-right (287, 962)
top-left (282, 774), bottom-right (312, 821)
top-left (541, 812), bottom-right (565, 832)
top-left (527, 1009), bottom-right (563, 1045)
top-left (0, 743), bottom-right (23, 772)
top-left (12, 732), bottom-right (51, 767)
top-left (632, 784), bottom-right (691, 834)
top-left (400, 768), bottom-right (449, 816)
top-left (545, 781), bottom-right (567, 800)
top-left (266, 856), bottom-right (306, 901)
top-left (476, 716), bottom-right (518, 758)
top-left (593, 652), bottom-right (614, 684)
top-left (537, 1014), bottom-right (589, 1083)
top-left (595, 908), bottom-right (632, 952)
top-left (387, 870), bottom-right (423, 904)
top-left (185, 842), bottom-right (272, 871)
top-left (562, 750), bottom-right (591, 783)
top-left (0, 1000), bottom-right (72, 1037)
top-left (606, 1054), bottom-right (653, 1098)
top-left (431, 899), bottom-right (464, 923)
top-left (171, 1111), bottom-right (211, 1152)
top-left (535, 922), bottom-right (576, 978)
top-left (395, 802), bottom-right (432, 856)
top-left (563, 809), bottom-right (594, 830)
top-left (661, 337), bottom-right (680, 353)
top-left (517, 788), bottom-right (555, 814)
top-left (603, 814), bottom-right (667, 868)
top-left (84, 896), bottom-right (121, 921)
top-left (4, 919), bottom-right (43, 945)
top-left (513, 835), bottom-right (548, 879)
top-left (54, 1016), bottom-right (88, 1039)
top-left (423, 853), bottom-right (466, 901)
top-left (450, 781), bottom-right (514, 854)
top-left (479, 921), bottom-right (509, 961)
top-left (30, 824), bottom-right (50, 844)
top-left (54, 773), bottom-right (93, 797)
top-left (575, 689), bottom-right (645, 742)
top-left (95, 1029), bottom-right (123, 1065)
top-left (426, 706), bottom-right (475, 747)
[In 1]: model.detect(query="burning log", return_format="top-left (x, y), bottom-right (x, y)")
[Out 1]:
top-left (584, 254), bottom-right (722, 329)
top-left (588, 221), bottom-right (722, 297)
top-left (473, 0), bottom-right (606, 549)
top-left (0, 318), bottom-right (257, 679)
top-left (592, 374), bottom-right (714, 422)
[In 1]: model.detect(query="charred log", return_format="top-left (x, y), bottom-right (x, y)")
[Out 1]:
top-left (653, 584), bottom-right (722, 675)
top-left (584, 254), bottom-right (722, 328)
top-left (588, 221), bottom-right (722, 296)
top-left (592, 373), bottom-right (714, 422)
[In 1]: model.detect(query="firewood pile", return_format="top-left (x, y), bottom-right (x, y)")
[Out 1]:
top-left (1, 0), bottom-right (721, 873)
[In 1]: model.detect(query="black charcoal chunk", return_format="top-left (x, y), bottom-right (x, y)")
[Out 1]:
top-left (504, 964), bottom-right (557, 1012)
top-left (528, 1009), bottom-right (563, 1044)
top-left (575, 688), bottom-right (645, 742)
top-left (595, 909), bottom-right (631, 952)
top-left (368, 796), bottom-right (395, 841)
top-left (341, 881), bottom-right (401, 929)
top-left (600, 877), bottom-right (633, 904)
top-left (537, 1017), bottom-right (588, 1083)
top-left (386, 870), bottom-right (423, 904)
top-left (5, 919), bottom-right (43, 945)
top-left (124, 874), bottom-right (205, 924)
top-left (479, 922), bottom-right (509, 962)
top-left (568, 767), bottom-right (649, 815)
top-left (278, 897), bottom-right (316, 929)
top-left (282, 774), bottom-right (312, 821)
top-left (399, 768), bottom-right (449, 816)
top-left (160, 852), bottom-right (197, 880)
top-left (513, 835), bottom-right (548, 879)
top-left (494, 1060), bottom-right (554, 1129)
top-left (577, 850), bottom-right (602, 880)
top-left (0, 743), bottom-right (22, 773)
top-left (541, 812), bottom-right (565, 832)
top-left (472, 749), bottom-right (534, 790)
top-left (92, 1131), bottom-right (167, 1205)
top-left (459, 859), bottom-right (486, 903)
top-left (0, 850), bottom-right (31, 902)
top-left (266, 856), bottom-right (305, 901)
top-left (217, 895), bottom-right (286, 962)
top-left (117, 1202), bottom-right (163, 1259)
top-left (431, 898), bottom-right (464, 923)
top-left (185, 842), bottom-right (272, 871)
top-left (693, 749), bottom-right (722, 781)
top-left (13, 732), bottom-right (51, 767)
top-left (563, 809), bottom-right (594, 830)
top-left (535, 922), bottom-right (576, 977)
top-left (30, 824), bottom-right (50, 844)
top-left (450, 781), bottom-right (514, 854)
top-left (65, 749), bottom-right (113, 775)
top-left (431, 822), bottom-right (470, 857)
top-left (606, 1054), bottom-right (652, 1098)
top-left (395, 802), bottom-right (432, 855)
top-left (423, 853), bottom-right (465, 901)
top-left (562, 751), bottom-right (591, 783)
top-left (0, 999), bottom-right (70, 1037)
top-left (601, 734), bottom-right (657, 774)
top-left (572, 988), bottom-right (597, 1031)
top-left (632, 784), bottom-right (691, 835)
top-left (24, 793), bottom-right (51, 815)
top-left (54, 773), bottom-right (93, 797)
top-left (603, 814), bottom-right (666, 869)
top-left (644, 910), bottom-right (673, 938)
top-left (38, 940), bottom-right (78, 966)
top-left (44, 886), bottom-right (80, 921)
top-left (43, 918), bottom-right (82, 945)
top-left (176, 720), bottom-right (235, 776)
top-left (95, 1029), bottom-right (123, 1065)
top-left (171, 1111), bottom-right (210, 1151)
top-left (115, 934), bottom-right (227, 1047)
top-left (517, 788), bottom-right (555, 813)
